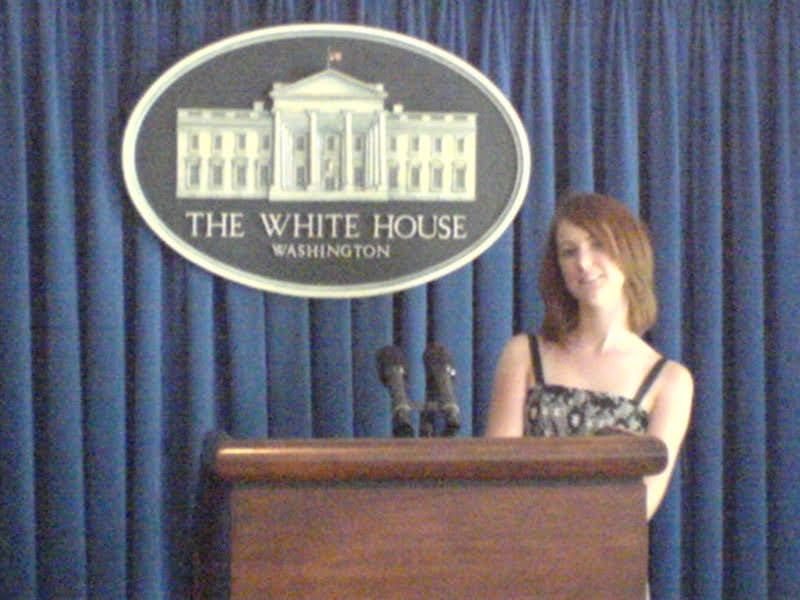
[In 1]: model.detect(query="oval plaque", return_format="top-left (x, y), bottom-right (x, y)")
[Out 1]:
top-left (122, 24), bottom-right (530, 298)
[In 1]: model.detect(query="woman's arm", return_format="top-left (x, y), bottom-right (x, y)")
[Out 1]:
top-left (644, 361), bottom-right (694, 520)
top-left (485, 334), bottom-right (532, 437)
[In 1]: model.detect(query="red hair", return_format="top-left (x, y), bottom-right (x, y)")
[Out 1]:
top-left (539, 192), bottom-right (657, 341)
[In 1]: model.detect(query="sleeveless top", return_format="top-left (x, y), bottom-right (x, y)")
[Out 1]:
top-left (524, 334), bottom-right (667, 437)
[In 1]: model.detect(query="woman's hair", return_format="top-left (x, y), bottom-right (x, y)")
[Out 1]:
top-left (539, 191), bottom-right (657, 342)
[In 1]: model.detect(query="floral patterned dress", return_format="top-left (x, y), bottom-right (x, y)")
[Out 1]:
top-left (523, 334), bottom-right (667, 437)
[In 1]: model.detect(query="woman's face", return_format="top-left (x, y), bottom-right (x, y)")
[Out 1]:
top-left (555, 219), bottom-right (627, 310)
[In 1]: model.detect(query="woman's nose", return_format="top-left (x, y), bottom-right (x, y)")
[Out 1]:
top-left (577, 247), bottom-right (593, 270)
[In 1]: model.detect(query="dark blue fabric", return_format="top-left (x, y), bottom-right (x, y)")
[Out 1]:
top-left (311, 299), bottom-right (355, 437)
top-left (1, 1), bottom-right (799, 598)
top-left (639, 4), bottom-right (685, 597)
top-left (721, 5), bottom-right (769, 598)
top-left (76, 6), bottom-right (128, 598)
top-left (515, 0), bottom-right (554, 335)
top-left (681, 3), bottom-right (725, 597)
top-left (352, 297), bottom-right (393, 437)
top-left (473, 0), bottom-right (515, 436)
top-left (764, 6), bottom-right (800, 600)
top-left (0, 3), bottom-right (37, 598)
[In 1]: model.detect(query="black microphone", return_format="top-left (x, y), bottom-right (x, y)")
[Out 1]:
top-left (376, 345), bottom-right (414, 438)
top-left (422, 342), bottom-right (461, 437)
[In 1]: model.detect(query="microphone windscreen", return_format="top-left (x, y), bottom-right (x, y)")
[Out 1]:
top-left (423, 342), bottom-right (452, 370)
top-left (376, 345), bottom-right (406, 383)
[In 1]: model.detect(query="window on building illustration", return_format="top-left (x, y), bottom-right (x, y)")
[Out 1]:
top-left (233, 160), bottom-right (247, 188)
top-left (411, 136), bottom-right (420, 152)
top-left (213, 135), bottom-right (223, 152)
top-left (325, 176), bottom-right (336, 191)
top-left (189, 133), bottom-right (199, 151)
top-left (410, 165), bottom-right (421, 189)
top-left (354, 167), bottom-right (365, 188)
top-left (388, 165), bottom-right (399, 188)
top-left (210, 160), bottom-right (224, 188)
top-left (389, 136), bottom-right (398, 152)
top-left (187, 159), bottom-right (201, 187)
top-left (236, 133), bottom-right (247, 151)
top-left (354, 134), bottom-right (364, 152)
top-left (431, 165), bottom-right (443, 191)
top-left (259, 164), bottom-right (271, 188)
top-left (296, 166), bottom-right (306, 187)
top-left (456, 137), bottom-right (466, 153)
top-left (453, 165), bottom-right (467, 192)
top-left (327, 136), bottom-right (336, 151)
top-left (295, 135), bottom-right (306, 152)
top-left (261, 134), bottom-right (271, 151)
top-left (433, 137), bottom-right (443, 153)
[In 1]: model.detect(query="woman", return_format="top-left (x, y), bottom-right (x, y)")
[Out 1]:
top-left (486, 192), bottom-right (693, 521)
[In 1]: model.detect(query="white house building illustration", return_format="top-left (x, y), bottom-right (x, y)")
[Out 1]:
top-left (175, 68), bottom-right (477, 201)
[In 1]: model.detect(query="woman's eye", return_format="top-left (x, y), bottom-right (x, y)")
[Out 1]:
top-left (559, 247), bottom-right (577, 258)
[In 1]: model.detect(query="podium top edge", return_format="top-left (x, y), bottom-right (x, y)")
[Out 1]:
top-left (205, 434), bottom-right (668, 484)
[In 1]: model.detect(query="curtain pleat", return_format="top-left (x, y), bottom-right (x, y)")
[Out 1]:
top-left (124, 2), bottom-right (169, 596)
top-left (311, 300), bottom-right (355, 437)
top-left (428, 1), bottom-right (475, 436)
top-left (185, 269), bottom-right (218, 470)
top-left (264, 0), bottom-right (297, 24)
top-left (434, 0), bottom-right (470, 58)
top-left (265, 295), bottom-right (313, 437)
top-left (0, 3), bottom-right (37, 598)
top-left (352, 297), bottom-right (393, 437)
top-left (223, 284), bottom-right (269, 438)
top-left (313, 0), bottom-right (348, 23)
top-left (683, 2), bottom-right (725, 598)
top-left (395, 288), bottom-right (428, 415)
top-left (600, 0), bottom-right (639, 208)
top-left (1, 1), bottom-right (799, 598)
top-left (159, 17), bottom-right (217, 594)
top-left (359, 0), bottom-right (399, 29)
top-left (429, 271), bottom-right (476, 434)
top-left (400, 0), bottom-right (430, 40)
top-left (560, 0), bottom-right (595, 190)
top-left (128, 226), bottom-right (167, 599)
top-left (30, 2), bottom-right (88, 597)
top-left (639, 3), bottom-right (685, 598)
top-left (764, 3), bottom-right (800, 598)
top-left (472, 0), bottom-right (515, 436)
top-left (76, 5), bottom-right (128, 598)
top-left (516, 0), bottom-right (554, 333)
top-left (722, 3), bottom-right (769, 598)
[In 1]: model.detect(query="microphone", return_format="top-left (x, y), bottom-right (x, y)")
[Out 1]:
top-left (422, 342), bottom-right (461, 437)
top-left (376, 345), bottom-right (414, 438)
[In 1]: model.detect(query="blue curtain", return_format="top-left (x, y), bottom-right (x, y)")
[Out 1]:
top-left (1, 1), bottom-right (798, 598)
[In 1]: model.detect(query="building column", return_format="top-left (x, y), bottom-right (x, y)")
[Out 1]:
top-left (377, 110), bottom-right (388, 193)
top-left (271, 110), bottom-right (283, 192)
top-left (343, 111), bottom-right (353, 191)
top-left (366, 115), bottom-right (382, 189)
top-left (308, 110), bottom-right (318, 190)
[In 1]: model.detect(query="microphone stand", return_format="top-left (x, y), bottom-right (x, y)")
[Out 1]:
top-left (378, 344), bottom-right (462, 438)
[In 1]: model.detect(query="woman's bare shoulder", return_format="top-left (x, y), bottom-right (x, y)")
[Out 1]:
top-left (660, 359), bottom-right (694, 397)
top-left (487, 333), bottom-right (536, 437)
top-left (507, 332), bottom-right (532, 350)
top-left (497, 332), bottom-right (534, 363)
top-left (647, 358), bottom-right (694, 420)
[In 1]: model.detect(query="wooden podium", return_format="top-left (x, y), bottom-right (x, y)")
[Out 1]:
top-left (194, 433), bottom-right (666, 599)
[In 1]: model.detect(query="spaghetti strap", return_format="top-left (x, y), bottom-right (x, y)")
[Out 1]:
top-left (527, 334), bottom-right (545, 385)
top-left (632, 357), bottom-right (668, 404)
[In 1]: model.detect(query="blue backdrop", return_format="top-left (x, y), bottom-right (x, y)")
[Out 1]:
top-left (1, 1), bottom-right (799, 598)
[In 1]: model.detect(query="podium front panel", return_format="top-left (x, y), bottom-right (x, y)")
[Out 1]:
top-left (197, 436), bottom-right (665, 599)
top-left (230, 480), bottom-right (645, 598)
